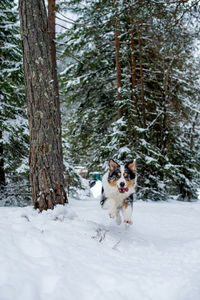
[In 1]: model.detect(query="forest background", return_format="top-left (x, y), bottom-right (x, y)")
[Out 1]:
top-left (1, 0), bottom-right (200, 206)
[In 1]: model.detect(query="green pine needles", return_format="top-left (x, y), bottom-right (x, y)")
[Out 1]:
top-left (58, 0), bottom-right (200, 201)
top-left (0, 0), bottom-right (29, 204)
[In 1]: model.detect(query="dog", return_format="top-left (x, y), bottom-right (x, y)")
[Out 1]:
top-left (100, 159), bottom-right (137, 225)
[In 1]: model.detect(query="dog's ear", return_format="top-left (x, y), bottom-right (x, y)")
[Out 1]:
top-left (126, 161), bottom-right (136, 173)
top-left (109, 159), bottom-right (119, 172)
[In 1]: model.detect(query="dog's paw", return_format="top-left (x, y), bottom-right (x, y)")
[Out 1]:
top-left (109, 212), bottom-right (116, 219)
top-left (124, 219), bottom-right (133, 225)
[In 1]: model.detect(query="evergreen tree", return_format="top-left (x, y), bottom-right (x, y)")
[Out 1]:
top-left (0, 0), bottom-right (29, 204)
top-left (58, 0), bottom-right (200, 200)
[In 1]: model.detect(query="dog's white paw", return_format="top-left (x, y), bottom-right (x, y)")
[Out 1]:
top-left (124, 219), bottom-right (133, 225)
top-left (109, 212), bottom-right (116, 219)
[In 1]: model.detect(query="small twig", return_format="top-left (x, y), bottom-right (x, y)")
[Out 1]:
top-left (21, 214), bottom-right (30, 222)
top-left (112, 240), bottom-right (121, 250)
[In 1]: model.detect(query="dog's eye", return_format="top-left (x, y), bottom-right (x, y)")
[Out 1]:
top-left (117, 172), bottom-right (121, 178)
top-left (124, 173), bottom-right (129, 179)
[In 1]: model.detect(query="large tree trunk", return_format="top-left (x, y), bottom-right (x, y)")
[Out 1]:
top-left (19, 0), bottom-right (68, 211)
top-left (48, 0), bottom-right (59, 102)
top-left (47, 0), bottom-right (64, 181)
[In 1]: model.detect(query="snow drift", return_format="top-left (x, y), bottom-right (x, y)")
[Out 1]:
top-left (0, 198), bottom-right (200, 300)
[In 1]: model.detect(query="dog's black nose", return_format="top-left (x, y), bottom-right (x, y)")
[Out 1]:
top-left (120, 182), bottom-right (125, 187)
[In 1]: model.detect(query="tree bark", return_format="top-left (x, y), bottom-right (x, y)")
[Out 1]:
top-left (19, 0), bottom-right (68, 211)
top-left (47, 0), bottom-right (64, 180)
top-left (48, 0), bottom-right (59, 102)
top-left (114, 3), bottom-right (123, 119)
top-left (129, 7), bottom-right (137, 112)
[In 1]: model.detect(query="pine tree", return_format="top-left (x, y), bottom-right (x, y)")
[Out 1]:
top-left (58, 0), bottom-right (119, 170)
top-left (0, 0), bottom-right (29, 203)
top-left (58, 0), bottom-right (200, 200)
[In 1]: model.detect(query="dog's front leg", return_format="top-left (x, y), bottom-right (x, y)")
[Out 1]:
top-left (108, 198), bottom-right (118, 219)
top-left (122, 202), bottom-right (133, 225)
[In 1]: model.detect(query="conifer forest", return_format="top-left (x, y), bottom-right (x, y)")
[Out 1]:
top-left (1, 0), bottom-right (200, 206)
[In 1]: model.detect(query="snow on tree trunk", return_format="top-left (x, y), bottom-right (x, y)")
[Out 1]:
top-left (19, 0), bottom-right (68, 211)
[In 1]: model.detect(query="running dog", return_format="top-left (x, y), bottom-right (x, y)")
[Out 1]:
top-left (100, 159), bottom-right (136, 225)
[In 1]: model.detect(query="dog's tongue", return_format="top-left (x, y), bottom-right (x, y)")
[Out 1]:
top-left (118, 187), bottom-right (129, 193)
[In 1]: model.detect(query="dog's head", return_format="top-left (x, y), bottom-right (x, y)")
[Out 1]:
top-left (108, 159), bottom-right (136, 193)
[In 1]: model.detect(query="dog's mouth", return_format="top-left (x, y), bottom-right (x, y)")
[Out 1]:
top-left (118, 187), bottom-right (129, 193)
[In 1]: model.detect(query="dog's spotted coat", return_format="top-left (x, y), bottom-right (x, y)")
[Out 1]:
top-left (101, 159), bottom-right (137, 225)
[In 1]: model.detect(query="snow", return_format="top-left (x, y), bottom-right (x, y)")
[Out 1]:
top-left (0, 197), bottom-right (200, 300)
top-left (90, 180), bottom-right (102, 198)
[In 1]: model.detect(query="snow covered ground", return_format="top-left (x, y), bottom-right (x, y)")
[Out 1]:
top-left (0, 196), bottom-right (200, 300)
